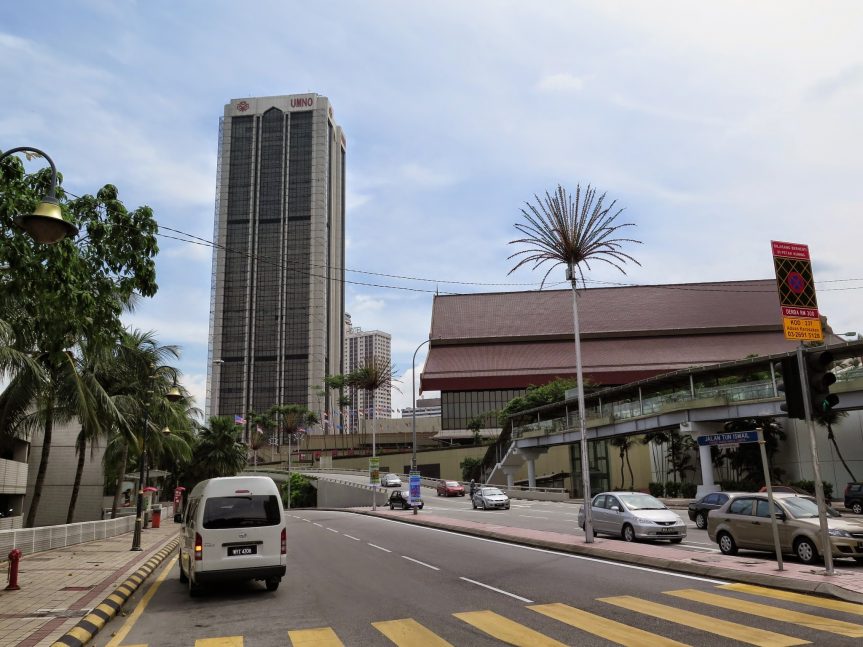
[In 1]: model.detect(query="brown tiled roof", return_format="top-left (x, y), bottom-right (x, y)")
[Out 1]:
top-left (421, 280), bottom-right (798, 392)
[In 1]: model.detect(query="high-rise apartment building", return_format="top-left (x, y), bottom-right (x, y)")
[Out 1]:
top-left (344, 318), bottom-right (392, 435)
top-left (207, 94), bottom-right (346, 436)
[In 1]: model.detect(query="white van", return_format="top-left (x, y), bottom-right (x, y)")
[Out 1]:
top-left (178, 476), bottom-right (286, 596)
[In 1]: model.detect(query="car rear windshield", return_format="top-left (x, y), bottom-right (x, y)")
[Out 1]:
top-left (202, 495), bottom-right (281, 529)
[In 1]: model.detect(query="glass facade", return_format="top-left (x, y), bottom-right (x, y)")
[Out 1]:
top-left (441, 389), bottom-right (525, 430)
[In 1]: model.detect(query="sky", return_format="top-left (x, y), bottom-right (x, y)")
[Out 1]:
top-left (2, 1), bottom-right (862, 417)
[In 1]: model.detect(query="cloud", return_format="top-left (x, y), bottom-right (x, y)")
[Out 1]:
top-left (535, 73), bottom-right (586, 93)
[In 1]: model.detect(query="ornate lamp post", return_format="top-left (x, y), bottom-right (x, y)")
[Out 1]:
top-left (411, 339), bottom-right (432, 471)
top-left (0, 147), bottom-right (79, 243)
top-left (131, 383), bottom-right (182, 551)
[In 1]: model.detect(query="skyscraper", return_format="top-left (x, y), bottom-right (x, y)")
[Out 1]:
top-left (207, 94), bottom-right (346, 435)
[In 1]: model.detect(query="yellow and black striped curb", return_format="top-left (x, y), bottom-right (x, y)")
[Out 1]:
top-left (50, 537), bottom-right (180, 647)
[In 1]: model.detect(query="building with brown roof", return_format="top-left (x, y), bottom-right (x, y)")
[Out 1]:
top-left (421, 279), bottom-right (800, 431)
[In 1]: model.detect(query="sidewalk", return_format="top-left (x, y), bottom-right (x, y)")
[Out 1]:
top-left (2, 508), bottom-right (862, 647)
top-left (0, 521), bottom-right (180, 647)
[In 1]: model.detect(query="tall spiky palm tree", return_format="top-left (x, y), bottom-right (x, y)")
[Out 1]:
top-left (815, 409), bottom-right (856, 482)
top-left (508, 184), bottom-right (641, 543)
top-left (346, 356), bottom-right (399, 456)
top-left (194, 416), bottom-right (248, 479)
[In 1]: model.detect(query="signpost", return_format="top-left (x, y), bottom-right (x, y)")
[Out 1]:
top-left (770, 240), bottom-right (834, 574)
top-left (369, 456), bottom-right (380, 511)
top-left (698, 429), bottom-right (784, 570)
top-left (408, 471), bottom-right (421, 515)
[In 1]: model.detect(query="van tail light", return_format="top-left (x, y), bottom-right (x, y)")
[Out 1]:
top-left (281, 527), bottom-right (287, 555)
top-left (194, 532), bottom-right (203, 561)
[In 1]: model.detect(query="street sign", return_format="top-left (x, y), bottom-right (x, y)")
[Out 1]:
top-left (369, 457), bottom-right (380, 486)
top-left (697, 430), bottom-right (759, 446)
top-left (770, 240), bottom-right (823, 341)
top-left (409, 471), bottom-right (421, 508)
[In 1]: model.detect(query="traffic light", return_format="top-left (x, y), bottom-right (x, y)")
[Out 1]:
top-left (805, 350), bottom-right (839, 415)
top-left (776, 357), bottom-right (804, 420)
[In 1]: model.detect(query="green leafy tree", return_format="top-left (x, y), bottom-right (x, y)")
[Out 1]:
top-left (814, 409), bottom-right (856, 482)
top-left (610, 436), bottom-right (635, 490)
top-left (460, 457), bottom-right (482, 482)
top-left (497, 378), bottom-right (579, 427)
top-left (1, 151), bottom-right (159, 526)
top-left (723, 417), bottom-right (785, 484)
top-left (345, 357), bottom-right (399, 449)
top-left (190, 416), bottom-right (248, 480)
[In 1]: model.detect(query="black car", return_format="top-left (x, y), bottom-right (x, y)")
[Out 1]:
top-left (688, 492), bottom-right (742, 529)
top-left (388, 490), bottom-right (423, 510)
top-left (845, 483), bottom-right (863, 514)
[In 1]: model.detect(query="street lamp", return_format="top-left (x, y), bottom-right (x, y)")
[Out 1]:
top-left (0, 147), bottom-right (79, 244)
top-left (131, 380), bottom-right (183, 551)
top-left (411, 339), bottom-right (432, 471)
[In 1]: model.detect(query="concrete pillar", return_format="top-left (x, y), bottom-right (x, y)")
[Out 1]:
top-left (527, 459), bottom-right (536, 488)
top-left (501, 466), bottom-right (518, 489)
top-left (680, 421), bottom-right (724, 498)
top-left (519, 447), bottom-right (548, 489)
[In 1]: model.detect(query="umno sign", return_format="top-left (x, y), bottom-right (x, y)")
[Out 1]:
top-left (771, 240), bottom-right (823, 341)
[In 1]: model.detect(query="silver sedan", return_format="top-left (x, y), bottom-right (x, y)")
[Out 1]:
top-left (579, 492), bottom-right (686, 542)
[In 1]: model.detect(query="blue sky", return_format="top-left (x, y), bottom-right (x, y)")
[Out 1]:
top-left (3, 1), bottom-right (862, 415)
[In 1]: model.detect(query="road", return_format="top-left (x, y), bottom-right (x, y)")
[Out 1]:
top-left (104, 510), bottom-right (863, 646)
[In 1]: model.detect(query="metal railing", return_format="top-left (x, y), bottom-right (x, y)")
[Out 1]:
top-left (0, 516), bottom-right (136, 558)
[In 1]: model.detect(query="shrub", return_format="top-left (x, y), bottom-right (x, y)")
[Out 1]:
top-left (648, 482), bottom-right (664, 497)
top-left (681, 482), bottom-right (697, 498)
top-left (664, 481), bottom-right (681, 498)
top-left (282, 473), bottom-right (316, 508)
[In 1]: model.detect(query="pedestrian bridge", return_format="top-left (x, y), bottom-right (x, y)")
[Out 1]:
top-left (490, 340), bottom-right (863, 488)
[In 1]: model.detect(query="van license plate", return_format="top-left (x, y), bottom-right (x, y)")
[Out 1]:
top-left (228, 545), bottom-right (256, 556)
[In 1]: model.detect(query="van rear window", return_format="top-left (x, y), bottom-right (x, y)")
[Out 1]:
top-left (202, 495), bottom-right (281, 529)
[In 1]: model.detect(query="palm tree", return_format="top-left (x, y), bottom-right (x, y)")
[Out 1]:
top-left (346, 356), bottom-right (399, 455)
top-left (610, 436), bottom-right (635, 490)
top-left (508, 184), bottom-right (640, 543)
top-left (193, 416), bottom-right (248, 479)
top-left (815, 409), bottom-right (856, 482)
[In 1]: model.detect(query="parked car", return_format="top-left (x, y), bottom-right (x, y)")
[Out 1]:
top-left (388, 490), bottom-right (423, 510)
top-left (436, 480), bottom-right (465, 497)
top-left (578, 492), bottom-right (687, 543)
top-left (707, 493), bottom-right (863, 564)
top-left (472, 487), bottom-right (510, 510)
top-left (845, 483), bottom-right (863, 514)
top-left (381, 473), bottom-right (402, 488)
top-left (688, 492), bottom-right (744, 529)
top-left (758, 485), bottom-right (810, 495)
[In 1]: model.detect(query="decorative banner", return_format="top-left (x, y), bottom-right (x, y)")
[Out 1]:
top-left (770, 240), bottom-right (823, 341)
top-left (409, 471), bottom-right (422, 507)
top-left (369, 457), bottom-right (381, 486)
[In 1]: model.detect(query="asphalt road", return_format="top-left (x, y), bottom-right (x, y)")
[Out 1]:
top-left (103, 510), bottom-right (863, 646)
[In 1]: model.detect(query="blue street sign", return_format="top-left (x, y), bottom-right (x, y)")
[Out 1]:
top-left (409, 471), bottom-right (421, 507)
top-left (697, 430), bottom-right (760, 446)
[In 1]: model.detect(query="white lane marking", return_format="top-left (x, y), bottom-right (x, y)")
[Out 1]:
top-left (313, 522), bottom-right (323, 527)
top-left (402, 556), bottom-right (440, 571)
top-left (368, 543), bottom-right (391, 552)
top-left (518, 515), bottom-right (549, 520)
top-left (355, 514), bottom-right (726, 584)
top-left (460, 577), bottom-right (534, 603)
top-left (680, 544), bottom-right (719, 552)
top-left (326, 528), bottom-right (339, 533)
top-left (343, 534), bottom-right (360, 541)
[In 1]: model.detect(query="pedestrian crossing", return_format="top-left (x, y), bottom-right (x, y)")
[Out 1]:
top-left (138, 583), bottom-right (863, 646)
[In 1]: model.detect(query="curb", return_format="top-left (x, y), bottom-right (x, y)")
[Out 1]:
top-left (49, 537), bottom-right (180, 647)
top-left (340, 509), bottom-right (863, 604)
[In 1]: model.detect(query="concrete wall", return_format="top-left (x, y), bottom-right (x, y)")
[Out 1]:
top-left (314, 478), bottom-right (387, 508)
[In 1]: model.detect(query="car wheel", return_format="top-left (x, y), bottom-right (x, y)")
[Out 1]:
top-left (854, 556), bottom-right (863, 564)
top-left (390, 503), bottom-right (395, 510)
top-left (265, 578), bottom-right (280, 592)
top-left (472, 499), bottom-right (477, 509)
top-left (480, 500), bottom-right (486, 510)
top-left (670, 537), bottom-right (683, 544)
top-left (622, 524), bottom-right (636, 542)
top-left (178, 558), bottom-right (188, 584)
top-left (419, 504), bottom-right (424, 509)
top-left (695, 512), bottom-right (707, 529)
top-left (188, 573), bottom-right (201, 597)
top-left (852, 501), bottom-right (863, 515)
top-left (795, 537), bottom-right (819, 565)
top-left (717, 531), bottom-right (738, 556)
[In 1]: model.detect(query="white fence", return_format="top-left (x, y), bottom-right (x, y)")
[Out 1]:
top-left (0, 515), bottom-right (138, 558)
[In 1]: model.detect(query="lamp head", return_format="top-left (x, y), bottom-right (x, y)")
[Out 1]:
top-left (165, 386), bottom-right (182, 403)
top-left (161, 426), bottom-right (171, 435)
top-left (14, 195), bottom-right (78, 244)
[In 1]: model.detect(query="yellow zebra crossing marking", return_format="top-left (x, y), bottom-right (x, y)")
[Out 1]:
top-left (666, 589), bottom-right (863, 638)
top-left (453, 610), bottom-right (567, 646)
top-left (372, 618), bottom-right (455, 646)
top-left (288, 627), bottom-right (345, 646)
top-left (719, 583), bottom-right (863, 616)
top-left (599, 595), bottom-right (809, 647)
top-left (529, 602), bottom-right (690, 646)
top-left (195, 638), bottom-right (243, 646)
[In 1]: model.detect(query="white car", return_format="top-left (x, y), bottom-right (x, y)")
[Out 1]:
top-left (472, 487), bottom-right (510, 510)
top-left (380, 473), bottom-right (402, 487)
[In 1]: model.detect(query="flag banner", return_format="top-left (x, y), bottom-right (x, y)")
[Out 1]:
top-left (234, 415), bottom-right (246, 425)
